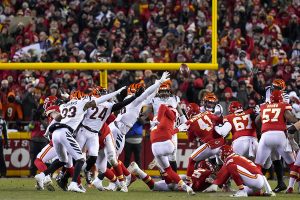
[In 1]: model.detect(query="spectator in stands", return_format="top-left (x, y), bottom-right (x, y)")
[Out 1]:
top-left (0, 115), bottom-right (8, 177)
top-left (2, 92), bottom-right (23, 129)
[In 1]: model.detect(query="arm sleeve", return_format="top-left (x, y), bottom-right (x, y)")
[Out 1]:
top-left (213, 165), bottom-right (231, 186)
top-left (94, 90), bottom-right (121, 105)
top-left (111, 96), bottom-right (136, 112)
top-left (252, 75), bottom-right (266, 97)
top-left (214, 122), bottom-right (232, 137)
top-left (132, 81), bottom-right (160, 107)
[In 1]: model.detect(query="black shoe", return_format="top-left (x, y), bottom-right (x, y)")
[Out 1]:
top-left (84, 169), bottom-right (92, 185)
top-left (273, 183), bottom-right (287, 193)
top-left (56, 175), bottom-right (68, 191)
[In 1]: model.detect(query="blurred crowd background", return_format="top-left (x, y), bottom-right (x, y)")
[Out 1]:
top-left (0, 0), bottom-right (299, 131)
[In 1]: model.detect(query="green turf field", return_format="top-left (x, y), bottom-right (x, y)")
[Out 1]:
top-left (0, 178), bottom-right (299, 200)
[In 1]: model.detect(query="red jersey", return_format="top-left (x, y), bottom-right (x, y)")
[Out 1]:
top-left (150, 104), bottom-right (177, 143)
top-left (223, 109), bottom-right (256, 140)
top-left (191, 168), bottom-right (212, 191)
top-left (214, 154), bottom-right (262, 186)
top-left (260, 102), bottom-right (292, 133)
top-left (187, 111), bottom-right (224, 148)
top-left (99, 122), bottom-right (111, 149)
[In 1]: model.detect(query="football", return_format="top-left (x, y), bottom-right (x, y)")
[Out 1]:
top-left (179, 63), bottom-right (190, 78)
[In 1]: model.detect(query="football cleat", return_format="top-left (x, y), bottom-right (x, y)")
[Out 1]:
top-left (118, 181), bottom-right (128, 192)
top-left (92, 177), bottom-right (105, 191)
top-left (56, 176), bottom-right (68, 191)
top-left (44, 175), bottom-right (55, 191)
top-left (273, 183), bottom-right (287, 193)
top-left (264, 191), bottom-right (276, 197)
top-left (285, 187), bottom-right (294, 194)
top-left (84, 169), bottom-right (92, 185)
top-left (78, 184), bottom-right (86, 192)
top-left (104, 182), bottom-right (118, 191)
top-left (230, 189), bottom-right (248, 197)
top-left (126, 174), bottom-right (137, 187)
top-left (185, 185), bottom-right (196, 195)
top-left (34, 173), bottom-right (45, 190)
top-left (68, 182), bottom-right (85, 193)
top-left (203, 184), bottom-right (218, 192)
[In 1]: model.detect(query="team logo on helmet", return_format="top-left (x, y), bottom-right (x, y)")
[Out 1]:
top-left (186, 103), bottom-right (200, 119)
top-left (271, 79), bottom-right (286, 91)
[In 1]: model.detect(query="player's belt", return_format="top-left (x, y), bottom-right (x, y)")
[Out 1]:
top-left (49, 123), bottom-right (74, 134)
top-left (80, 124), bottom-right (99, 134)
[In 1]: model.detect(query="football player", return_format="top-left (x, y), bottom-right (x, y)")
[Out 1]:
top-left (255, 90), bottom-right (298, 192)
top-left (203, 145), bottom-right (274, 197)
top-left (253, 76), bottom-right (289, 192)
top-left (150, 104), bottom-right (194, 195)
top-left (145, 80), bottom-right (185, 172)
top-left (180, 94), bottom-right (224, 186)
top-left (215, 101), bottom-right (258, 159)
top-left (34, 87), bottom-right (125, 193)
top-left (77, 85), bottom-right (139, 187)
top-left (128, 160), bottom-right (216, 192)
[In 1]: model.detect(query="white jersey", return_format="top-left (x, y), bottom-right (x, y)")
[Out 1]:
top-left (115, 80), bottom-right (163, 134)
top-left (150, 96), bottom-right (180, 116)
top-left (265, 86), bottom-right (289, 103)
top-left (81, 99), bottom-right (114, 132)
top-left (59, 96), bottom-right (90, 131)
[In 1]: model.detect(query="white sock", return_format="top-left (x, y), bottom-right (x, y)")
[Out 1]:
top-left (288, 177), bottom-right (296, 189)
top-left (262, 176), bottom-right (272, 194)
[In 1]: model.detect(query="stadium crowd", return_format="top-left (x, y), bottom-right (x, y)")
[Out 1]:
top-left (0, 0), bottom-right (299, 129)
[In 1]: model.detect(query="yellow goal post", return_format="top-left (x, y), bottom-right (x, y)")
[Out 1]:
top-left (0, 0), bottom-right (218, 88)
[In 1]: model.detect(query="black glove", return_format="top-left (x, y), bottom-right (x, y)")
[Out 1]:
top-left (135, 87), bottom-right (145, 97)
top-left (287, 125), bottom-right (297, 135)
top-left (119, 87), bottom-right (128, 97)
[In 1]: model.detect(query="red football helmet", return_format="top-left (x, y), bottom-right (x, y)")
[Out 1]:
top-left (270, 90), bottom-right (283, 103)
top-left (228, 101), bottom-right (243, 114)
top-left (43, 96), bottom-right (58, 110)
top-left (199, 160), bottom-right (216, 173)
top-left (220, 145), bottom-right (234, 161)
top-left (186, 103), bottom-right (200, 119)
top-left (45, 105), bottom-right (60, 117)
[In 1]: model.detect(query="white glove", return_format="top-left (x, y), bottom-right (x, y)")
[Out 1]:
top-left (150, 120), bottom-right (158, 131)
top-left (254, 105), bottom-right (260, 115)
top-left (202, 184), bottom-right (218, 192)
top-left (159, 71), bottom-right (170, 83)
top-left (178, 123), bottom-right (190, 132)
top-left (214, 104), bottom-right (223, 116)
top-left (205, 177), bottom-right (214, 184)
top-left (61, 91), bottom-right (69, 99)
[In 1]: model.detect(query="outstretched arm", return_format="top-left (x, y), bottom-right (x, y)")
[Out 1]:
top-left (132, 71), bottom-right (170, 107)
top-left (94, 86), bottom-right (126, 105)
top-left (214, 122), bottom-right (232, 137)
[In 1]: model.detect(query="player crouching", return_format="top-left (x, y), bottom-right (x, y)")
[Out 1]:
top-left (203, 145), bottom-right (275, 197)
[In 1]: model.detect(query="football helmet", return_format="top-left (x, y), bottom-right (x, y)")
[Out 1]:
top-left (220, 145), bottom-right (234, 161)
top-left (70, 90), bottom-right (83, 100)
top-left (270, 90), bottom-right (283, 103)
top-left (203, 92), bottom-right (218, 112)
top-left (158, 80), bottom-right (172, 99)
top-left (90, 86), bottom-right (107, 97)
top-left (186, 103), bottom-right (200, 119)
top-left (271, 79), bottom-right (286, 91)
top-left (127, 82), bottom-right (145, 95)
top-left (228, 101), bottom-right (243, 114)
